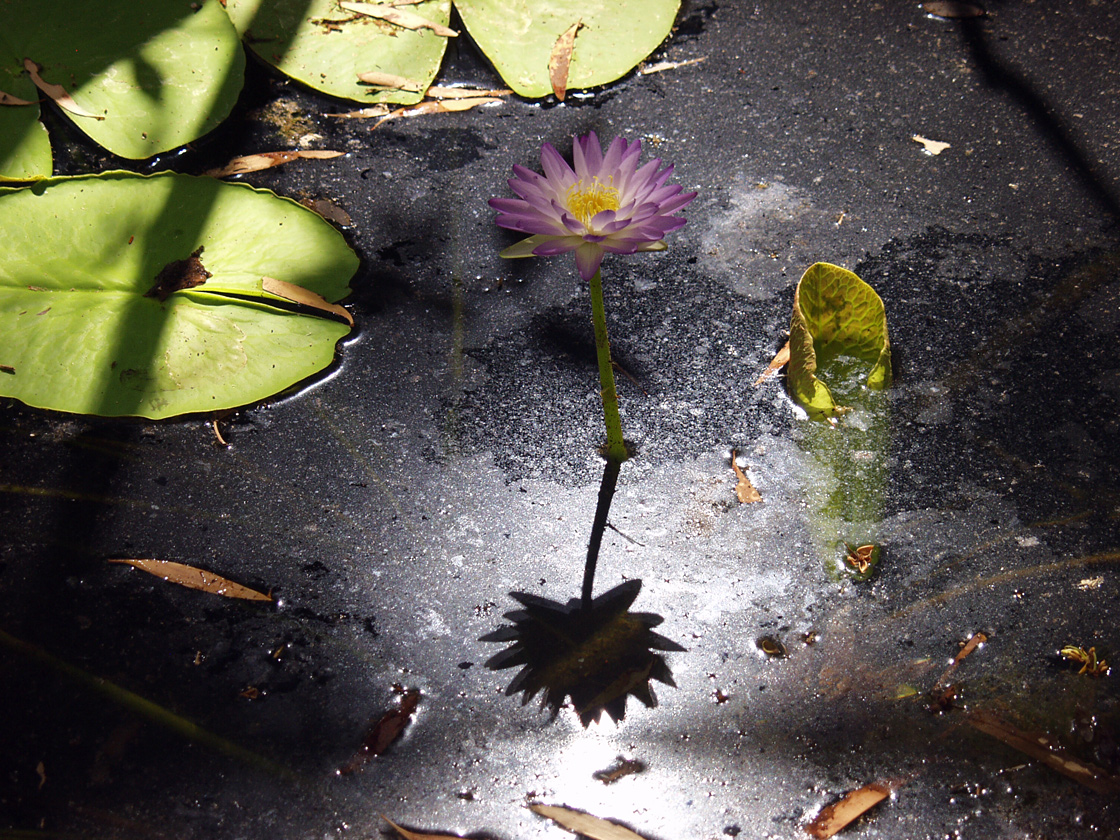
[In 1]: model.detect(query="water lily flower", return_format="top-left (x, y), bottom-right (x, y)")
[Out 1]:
top-left (490, 131), bottom-right (696, 281)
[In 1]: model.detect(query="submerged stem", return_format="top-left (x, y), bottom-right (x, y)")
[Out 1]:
top-left (588, 269), bottom-right (628, 464)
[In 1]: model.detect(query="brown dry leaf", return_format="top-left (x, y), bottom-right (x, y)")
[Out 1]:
top-left (967, 709), bottom-right (1120, 795)
top-left (325, 105), bottom-right (391, 120)
top-left (381, 815), bottom-right (468, 840)
top-left (300, 197), bottom-right (353, 227)
top-left (339, 688), bottom-right (420, 774)
top-left (203, 150), bottom-right (343, 177)
top-left (372, 97), bottom-right (500, 128)
top-left (262, 276), bottom-right (354, 326)
top-left (923, 1), bottom-right (985, 18)
top-left (426, 85), bottom-right (512, 99)
top-left (108, 558), bottom-right (271, 601)
top-left (730, 449), bottom-right (762, 504)
top-left (806, 782), bottom-right (892, 839)
top-left (24, 59), bottom-right (103, 120)
top-left (0, 89), bottom-right (35, 106)
top-left (548, 19), bottom-right (583, 101)
top-left (339, 1), bottom-right (458, 37)
top-left (357, 71), bottom-right (425, 92)
top-left (640, 57), bottom-right (708, 75)
top-left (529, 804), bottom-right (650, 840)
top-left (755, 340), bottom-right (790, 385)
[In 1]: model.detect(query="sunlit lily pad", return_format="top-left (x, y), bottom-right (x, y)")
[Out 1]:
top-left (0, 0), bottom-right (244, 165)
top-left (453, 0), bottom-right (680, 98)
top-left (787, 262), bottom-right (892, 420)
top-left (0, 171), bottom-right (357, 419)
top-left (225, 0), bottom-right (452, 104)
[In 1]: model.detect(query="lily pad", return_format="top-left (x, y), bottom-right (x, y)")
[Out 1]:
top-left (0, 0), bottom-right (244, 165)
top-left (453, 0), bottom-right (680, 99)
top-left (0, 95), bottom-right (51, 182)
top-left (0, 171), bottom-right (357, 419)
top-left (225, 0), bottom-right (452, 104)
top-left (787, 262), bottom-right (892, 420)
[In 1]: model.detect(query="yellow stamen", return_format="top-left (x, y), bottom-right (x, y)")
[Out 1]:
top-left (564, 177), bottom-right (620, 228)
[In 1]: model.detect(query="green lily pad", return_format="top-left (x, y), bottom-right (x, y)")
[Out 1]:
top-left (787, 262), bottom-right (892, 421)
top-left (0, 96), bottom-right (51, 182)
top-left (0, 171), bottom-right (357, 419)
top-left (225, 0), bottom-right (451, 104)
top-left (452, 0), bottom-right (680, 98)
top-left (0, 0), bottom-right (244, 164)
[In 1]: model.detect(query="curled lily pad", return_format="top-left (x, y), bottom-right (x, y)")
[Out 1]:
top-left (0, 0), bottom-right (244, 165)
top-left (0, 171), bottom-right (357, 419)
top-left (453, 0), bottom-right (680, 99)
top-left (225, 0), bottom-right (452, 105)
top-left (787, 262), bottom-right (892, 421)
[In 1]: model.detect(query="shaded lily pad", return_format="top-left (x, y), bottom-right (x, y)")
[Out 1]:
top-left (453, 0), bottom-right (680, 99)
top-left (225, 0), bottom-right (452, 104)
top-left (787, 262), bottom-right (892, 420)
top-left (0, 0), bottom-right (244, 166)
top-left (0, 171), bottom-right (357, 419)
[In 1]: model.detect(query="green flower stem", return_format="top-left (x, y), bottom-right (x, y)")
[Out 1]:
top-left (588, 269), bottom-right (628, 464)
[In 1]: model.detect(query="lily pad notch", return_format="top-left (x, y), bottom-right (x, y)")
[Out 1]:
top-left (786, 262), bottom-right (892, 420)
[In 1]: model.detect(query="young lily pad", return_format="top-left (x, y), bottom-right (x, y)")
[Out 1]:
top-left (225, 0), bottom-right (452, 104)
top-left (0, 171), bottom-right (357, 419)
top-left (787, 262), bottom-right (892, 420)
top-left (0, 0), bottom-right (244, 164)
top-left (453, 0), bottom-right (680, 98)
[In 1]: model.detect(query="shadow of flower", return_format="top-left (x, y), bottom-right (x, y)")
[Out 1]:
top-left (481, 579), bottom-right (684, 726)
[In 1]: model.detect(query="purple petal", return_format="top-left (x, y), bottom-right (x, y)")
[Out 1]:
top-left (600, 135), bottom-right (630, 179)
top-left (575, 242), bottom-right (606, 281)
top-left (532, 237), bottom-right (580, 256)
top-left (574, 132), bottom-right (603, 177)
top-left (540, 142), bottom-right (575, 189)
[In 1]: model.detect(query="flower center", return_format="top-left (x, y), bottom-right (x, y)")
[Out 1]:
top-left (564, 178), bottom-right (620, 228)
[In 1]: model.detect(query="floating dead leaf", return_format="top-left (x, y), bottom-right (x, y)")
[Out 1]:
top-left (967, 709), bottom-right (1120, 795)
top-left (108, 558), bottom-right (271, 601)
top-left (357, 71), bottom-right (424, 92)
top-left (1060, 644), bottom-right (1110, 676)
top-left (930, 632), bottom-right (985, 708)
top-left (592, 757), bottom-right (645, 784)
top-left (806, 781), bottom-right (894, 839)
top-left (730, 449), bottom-right (762, 504)
top-left (339, 687), bottom-right (420, 774)
top-left (640, 56), bottom-right (708, 75)
top-left (0, 364), bottom-right (14, 375)
top-left (262, 276), bottom-right (354, 326)
top-left (548, 19), bottom-right (583, 101)
top-left (382, 816), bottom-right (468, 840)
top-left (325, 105), bottom-right (392, 120)
top-left (24, 58), bottom-right (103, 120)
top-left (299, 197), bottom-right (353, 227)
top-left (911, 135), bottom-right (950, 156)
top-left (0, 89), bottom-right (35, 106)
top-left (372, 97), bottom-right (501, 128)
top-left (426, 85), bottom-right (512, 99)
top-left (530, 803), bottom-right (650, 840)
top-left (922, 1), bottom-right (985, 18)
top-left (203, 150), bottom-right (343, 177)
top-left (843, 543), bottom-right (877, 575)
top-left (144, 246), bottom-right (211, 302)
top-left (755, 340), bottom-right (790, 385)
top-left (339, 2), bottom-right (458, 37)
